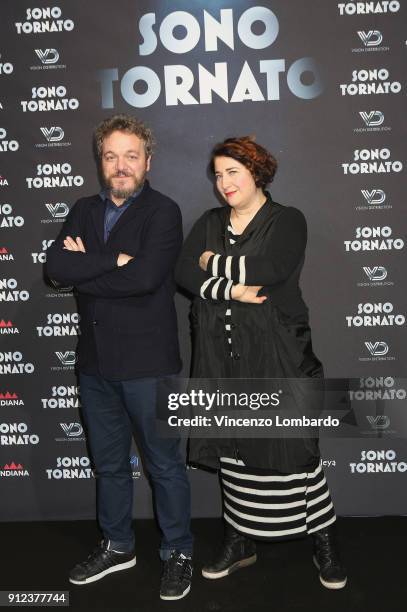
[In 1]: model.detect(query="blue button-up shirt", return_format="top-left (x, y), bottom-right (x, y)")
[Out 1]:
top-left (100, 186), bottom-right (143, 243)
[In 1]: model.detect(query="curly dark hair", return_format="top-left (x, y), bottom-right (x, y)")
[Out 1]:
top-left (94, 114), bottom-right (155, 158)
top-left (210, 136), bottom-right (277, 189)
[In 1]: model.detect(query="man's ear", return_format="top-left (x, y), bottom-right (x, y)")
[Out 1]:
top-left (146, 156), bottom-right (151, 172)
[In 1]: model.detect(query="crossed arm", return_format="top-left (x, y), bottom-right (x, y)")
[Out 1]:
top-left (46, 201), bottom-right (183, 298)
top-left (174, 211), bottom-right (259, 303)
top-left (200, 208), bottom-right (307, 287)
top-left (175, 207), bottom-right (306, 304)
top-left (46, 202), bottom-right (120, 286)
top-left (62, 235), bottom-right (133, 267)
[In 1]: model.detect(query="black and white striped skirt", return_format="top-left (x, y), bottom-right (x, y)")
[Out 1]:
top-left (220, 457), bottom-right (336, 540)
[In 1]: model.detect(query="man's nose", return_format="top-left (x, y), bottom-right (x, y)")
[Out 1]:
top-left (115, 157), bottom-right (127, 172)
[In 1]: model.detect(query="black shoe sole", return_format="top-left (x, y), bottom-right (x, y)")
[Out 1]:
top-left (69, 556), bottom-right (137, 585)
top-left (202, 554), bottom-right (257, 579)
top-left (160, 584), bottom-right (191, 600)
top-left (313, 556), bottom-right (347, 590)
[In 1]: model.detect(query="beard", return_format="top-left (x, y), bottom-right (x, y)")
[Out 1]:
top-left (104, 169), bottom-right (146, 200)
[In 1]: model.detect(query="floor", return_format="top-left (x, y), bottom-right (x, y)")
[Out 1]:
top-left (1, 517), bottom-right (406, 612)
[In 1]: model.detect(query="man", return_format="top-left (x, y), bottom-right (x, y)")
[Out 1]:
top-left (46, 114), bottom-right (193, 601)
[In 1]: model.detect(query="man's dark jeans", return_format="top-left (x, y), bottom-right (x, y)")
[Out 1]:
top-left (79, 372), bottom-right (192, 558)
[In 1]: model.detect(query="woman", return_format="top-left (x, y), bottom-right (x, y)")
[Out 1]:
top-left (175, 137), bottom-right (346, 589)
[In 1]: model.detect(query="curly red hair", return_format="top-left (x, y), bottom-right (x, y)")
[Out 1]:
top-left (210, 136), bottom-right (277, 189)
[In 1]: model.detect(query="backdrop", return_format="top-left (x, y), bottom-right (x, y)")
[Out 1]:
top-left (0, 0), bottom-right (406, 521)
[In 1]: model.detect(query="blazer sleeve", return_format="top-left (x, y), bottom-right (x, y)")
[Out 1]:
top-left (75, 202), bottom-right (183, 298)
top-left (46, 199), bottom-right (118, 285)
top-left (175, 211), bottom-right (234, 301)
top-left (206, 207), bottom-right (307, 286)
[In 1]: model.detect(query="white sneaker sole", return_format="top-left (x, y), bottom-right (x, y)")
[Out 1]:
top-left (69, 556), bottom-right (137, 585)
top-left (160, 584), bottom-right (191, 600)
top-left (313, 556), bottom-right (347, 590)
top-left (202, 554), bottom-right (257, 579)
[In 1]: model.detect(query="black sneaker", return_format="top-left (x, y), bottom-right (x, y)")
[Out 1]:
top-left (312, 527), bottom-right (347, 589)
top-left (202, 523), bottom-right (257, 579)
top-left (160, 551), bottom-right (192, 601)
top-left (69, 540), bottom-right (136, 585)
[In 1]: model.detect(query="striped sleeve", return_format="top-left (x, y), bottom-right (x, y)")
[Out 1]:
top-left (208, 254), bottom-right (247, 285)
top-left (206, 208), bottom-right (307, 287)
top-left (200, 276), bottom-right (233, 300)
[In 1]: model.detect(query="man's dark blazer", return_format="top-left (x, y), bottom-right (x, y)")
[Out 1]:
top-left (46, 181), bottom-right (183, 380)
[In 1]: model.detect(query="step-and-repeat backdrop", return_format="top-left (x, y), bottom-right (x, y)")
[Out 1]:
top-left (1, 0), bottom-right (406, 520)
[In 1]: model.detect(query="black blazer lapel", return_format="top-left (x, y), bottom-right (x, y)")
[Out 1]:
top-left (106, 181), bottom-right (151, 244)
top-left (89, 195), bottom-right (107, 247)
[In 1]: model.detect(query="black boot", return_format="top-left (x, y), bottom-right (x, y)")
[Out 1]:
top-left (202, 523), bottom-right (257, 579)
top-left (312, 526), bottom-right (347, 589)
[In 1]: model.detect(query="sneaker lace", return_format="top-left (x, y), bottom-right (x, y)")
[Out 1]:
top-left (86, 542), bottom-right (107, 563)
top-left (162, 553), bottom-right (191, 581)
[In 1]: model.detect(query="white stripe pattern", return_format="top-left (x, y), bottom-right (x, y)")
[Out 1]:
top-left (225, 515), bottom-right (308, 538)
top-left (306, 502), bottom-right (334, 523)
top-left (219, 224), bottom-right (336, 540)
top-left (224, 500), bottom-right (307, 524)
top-left (307, 515), bottom-right (336, 535)
top-left (225, 256), bottom-right (233, 279)
top-left (221, 457), bottom-right (245, 466)
top-left (200, 277), bottom-right (213, 299)
top-left (225, 280), bottom-right (233, 300)
top-left (212, 253), bottom-right (221, 276)
top-left (305, 489), bottom-right (330, 509)
top-left (306, 478), bottom-right (327, 494)
top-left (221, 459), bottom-right (336, 539)
top-left (223, 488), bottom-right (306, 510)
top-left (222, 479), bottom-right (307, 496)
top-left (239, 256), bottom-right (246, 284)
top-left (211, 277), bottom-right (223, 300)
top-left (221, 466), bottom-right (307, 482)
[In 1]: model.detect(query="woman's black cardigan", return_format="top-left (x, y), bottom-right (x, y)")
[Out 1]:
top-left (175, 195), bottom-right (324, 473)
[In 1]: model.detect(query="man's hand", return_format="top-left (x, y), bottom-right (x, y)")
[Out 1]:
top-left (63, 236), bottom-right (86, 252)
top-left (62, 237), bottom-right (133, 268)
top-left (231, 284), bottom-right (267, 304)
top-left (199, 250), bottom-right (215, 272)
top-left (117, 253), bottom-right (134, 267)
